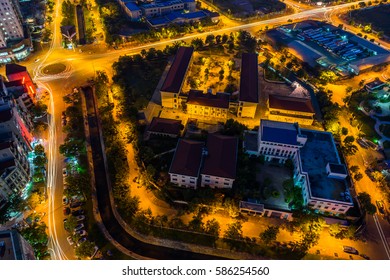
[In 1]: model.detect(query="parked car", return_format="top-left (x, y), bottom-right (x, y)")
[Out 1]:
top-left (63, 207), bottom-right (70, 215)
top-left (74, 223), bottom-right (84, 232)
top-left (62, 168), bottom-right (68, 177)
top-left (70, 201), bottom-right (84, 208)
top-left (62, 196), bottom-right (69, 205)
top-left (71, 209), bottom-right (85, 216)
top-left (75, 229), bottom-right (87, 237)
top-left (343, 246), bottom-right (359, 255)
top-left (67, 236), bottom-right (74, 246)
top-left (76, 215), bottom-right (85, 222)
top-left (360, 254), bottom-right (370, 260)
top-left (77, 237), bottom-right (87, 246)
top-left (376, 200), bottom-right (385, 215)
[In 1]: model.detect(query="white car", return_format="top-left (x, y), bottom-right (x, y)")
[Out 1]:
top-left (73, 223), bottom-right (84, 232)
top-left (62, 168), bottom-right (68, 177)
top-left (62, 196), bottom-right (69, 206)
top-left (66, 236), bottom-right (74, 246)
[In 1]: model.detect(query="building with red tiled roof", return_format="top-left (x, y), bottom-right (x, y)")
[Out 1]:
top-left (200, 134), bottom-right (238, 188)
top-left (186, 90), bottom-right (230, 119)
top-left (169, 139), bottom-right (204, 189)
top-left (160, 46), bottom-right (194, 108)
top-left (268, 94), bottom-right (315, 125)
top-left (147, 117), bottom-right (182, 138)
top-left (238, 53), bottom-right (259, 118)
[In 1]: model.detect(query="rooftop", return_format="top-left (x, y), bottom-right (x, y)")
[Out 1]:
top-left (260, 119), bottom-right (300, 146)
top-left (269, 94), bottom-right (315, 113)
top-left (125, 2), bottom-right (141, 11)
top-left (169, 139), bottom-right (204, 177)
top-left (299, 129), bottom-right (352, 203)
top-left (243, 130), bottom-right (258, 152)
top-left (4, 80), bottom-right (24, 88)
top-left (239, 53), bottom-right (259, 103)
top-left (202, 134), bottom-right (238, 179)
top-left (5, 64), bottom-right (27, 76)
top-left (148, 117), bottom-right (182, 135)
top-left (160, 46), bottom-right (194, 93)
top-left (187, 90), bottom-right (230, 109)
top-left (365, 79), bottom-right (386, 90)
top-left (0, 107), bottom-right (12, 122)
top-left (0, 230), bottom-right (35, 260)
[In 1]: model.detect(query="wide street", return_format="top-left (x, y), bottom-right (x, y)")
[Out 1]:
top-left (1, 0), bottom-right (388, 260)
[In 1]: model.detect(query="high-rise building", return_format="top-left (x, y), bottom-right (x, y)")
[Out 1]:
top-left (0, 0), bottom-right (24, 48)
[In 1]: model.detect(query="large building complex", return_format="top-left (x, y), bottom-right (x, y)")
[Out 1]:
top-left (267, 94), bottom-right (315, 125)
top-left (244, 120), bottom-right (353, 215)
top-left (0, 0), bottom-right (31, 64)
top-left (160, 46), bottom-right (194, 108)
top-left (238, 53), bottom-right (259, 118)
top-left (186, 90), bottom-right (230, 119)
top-left (266, 20), bottom-right (390, 75)
top-left (169, 134), bottom-right (238, 189)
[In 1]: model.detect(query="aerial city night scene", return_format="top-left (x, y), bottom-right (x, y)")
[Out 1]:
top-left (0, 0), bottom-right (389, 262)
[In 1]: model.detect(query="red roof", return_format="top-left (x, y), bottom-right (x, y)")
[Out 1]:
top-left (201, 134), bottom-right (238, 179)
top-left (269, 94), bottom-right (315, 113)
top-left (161, 46), bottom-right (194, 93)
top-left (239, 53), bottom-right (259, 103)
top-left (187, 90), bottom-right (230, 109)
top-left (169, 139), bottom-right (204, 177)
top-left (148, 117), bottom-right (182, 135)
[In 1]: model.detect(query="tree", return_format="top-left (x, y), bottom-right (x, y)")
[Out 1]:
top-left (33, 155), bottom-right (47, 167)
top-left (341, 127), bottom-right (349, 135)
top-left (188, 214), bottom-right (204, 232)
top-left (191, 38), bottom-right (204, 50)
top-left (354, 173), bottom-right (363, 181)
top-left (205, 34), bottom-right (215, 46)
top-left (223, 221), bottom-right (245, 250)
top-left (28, 192), bottom-right (42, 209)
top-left (349, 165), bottom-right (360, 174)
top-left (319, 70), bottom-right (337, 84)
top-left (357, 192), bottom-right (377, 215)
top-left (260, 226), bottom-right (279, 244)
top-left (204, 218), bottom-right (220, 237)
top-left (21, 222), bottom-right (50, 259)
top-left (31, 101), bottom-right (48, 118)
top-left (75, 241), bottom-right (96, 259)
top-left (64, 215), bottom-right (78, 232)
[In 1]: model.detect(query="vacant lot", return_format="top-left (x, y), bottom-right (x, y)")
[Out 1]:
top-left (350, 4), bottom-right (390, 37)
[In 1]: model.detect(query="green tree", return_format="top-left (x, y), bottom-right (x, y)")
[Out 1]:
top-left (204, 218), bottom-right (220, 237)
top-left (357, 192), bottom-right (377, 215)
top-left (21, 223), bottom-right (50, 259)
top-left (260, 225), bottom-right (279, 244)
top-left (188, 214), bottom-right (204, 232)
top-left (64, 215), bottom-right (78, 232)
top-left (223, 221), bottom-right (244, 250)
top-left (75, 241), bottom-right (96, 259)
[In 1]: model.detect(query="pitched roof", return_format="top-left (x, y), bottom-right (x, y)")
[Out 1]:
top-left (5, 64), bottom-right (27, 76)
top-left (239, 53), bottom-right (258, 103)
top-left (161, 46), bottom-right (194, 93)
top-left (148, 117), bottom-right (181, 135)
top-left (187, 90), bottom-right (230, 109)
top-left (269, 94), bottom-right (314, 113)
top-left (260, 119), bottom-right (300, 145)
top-left (169, 139), bottom-right (204, 177)
top-left (202, 134), bottom-right (238, 179)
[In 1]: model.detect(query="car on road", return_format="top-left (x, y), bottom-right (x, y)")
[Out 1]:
top-left (376, 200), bottom-right (385, 214)
top-left (71, 209), bottom-right (85, 216)
top-left (74, 223), bottom-right (84, 232)
top-left (343, 246), bottom-right (359, 255)
top-left (70, 201), bottom-right (84, 208)
top-left (76, 215), bottom-right (85, 222)
top-left (67, 236), bottom-right (74, 246)
top-left (75, 229), bottom-right (87, 237)
top-left (63, 207), bottom-right (70, 215)
top-left (62, 196), bottom-right (69, 205)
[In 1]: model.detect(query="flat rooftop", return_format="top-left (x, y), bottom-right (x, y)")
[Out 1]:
top-left (299, 129), bottom-right (352, 203)
top-left (260, 119), bottom-right (300, 146)
top-left (243, 130), bottom-right (258, 153)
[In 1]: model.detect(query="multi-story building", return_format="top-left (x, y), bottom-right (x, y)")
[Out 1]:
top-left (146, 117), bottom-right (182, 138)
top-left (0, 230), bottom-right (35, 260)
top-left (0, 132), bottom-right (30, 207)
top-left (0, 0), bottom-right (31, 64)
top-left (169, 134), bottom-right (238, 189)
top-left (169, 138), bottom-right (204, 189)
top-left (5, 63), bottom-right (36, 99)
top-left (267, 94), bottom-right (315, 125)
top-left (160, 46), bottom-right (193, 108)
top-left (186, 90), bottom-right (230, 119)
top-left (0, 0), bottom-right (24, 48)
top-left (238, 53), bottom-right (258, 118)
top-left (244, 119), bottom-right (353, 215)
top-left (200, 134), bottom-right (238, 188)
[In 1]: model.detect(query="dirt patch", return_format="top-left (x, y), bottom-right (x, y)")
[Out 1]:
top-left (42, 63), bottom-right (67, 75)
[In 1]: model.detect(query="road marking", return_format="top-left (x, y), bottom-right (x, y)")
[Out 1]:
top-left (373, 214), bottom-right (390, 259)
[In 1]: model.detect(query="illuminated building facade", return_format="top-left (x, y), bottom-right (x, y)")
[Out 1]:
top-left (186, 90), bottom-right (230, 119)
